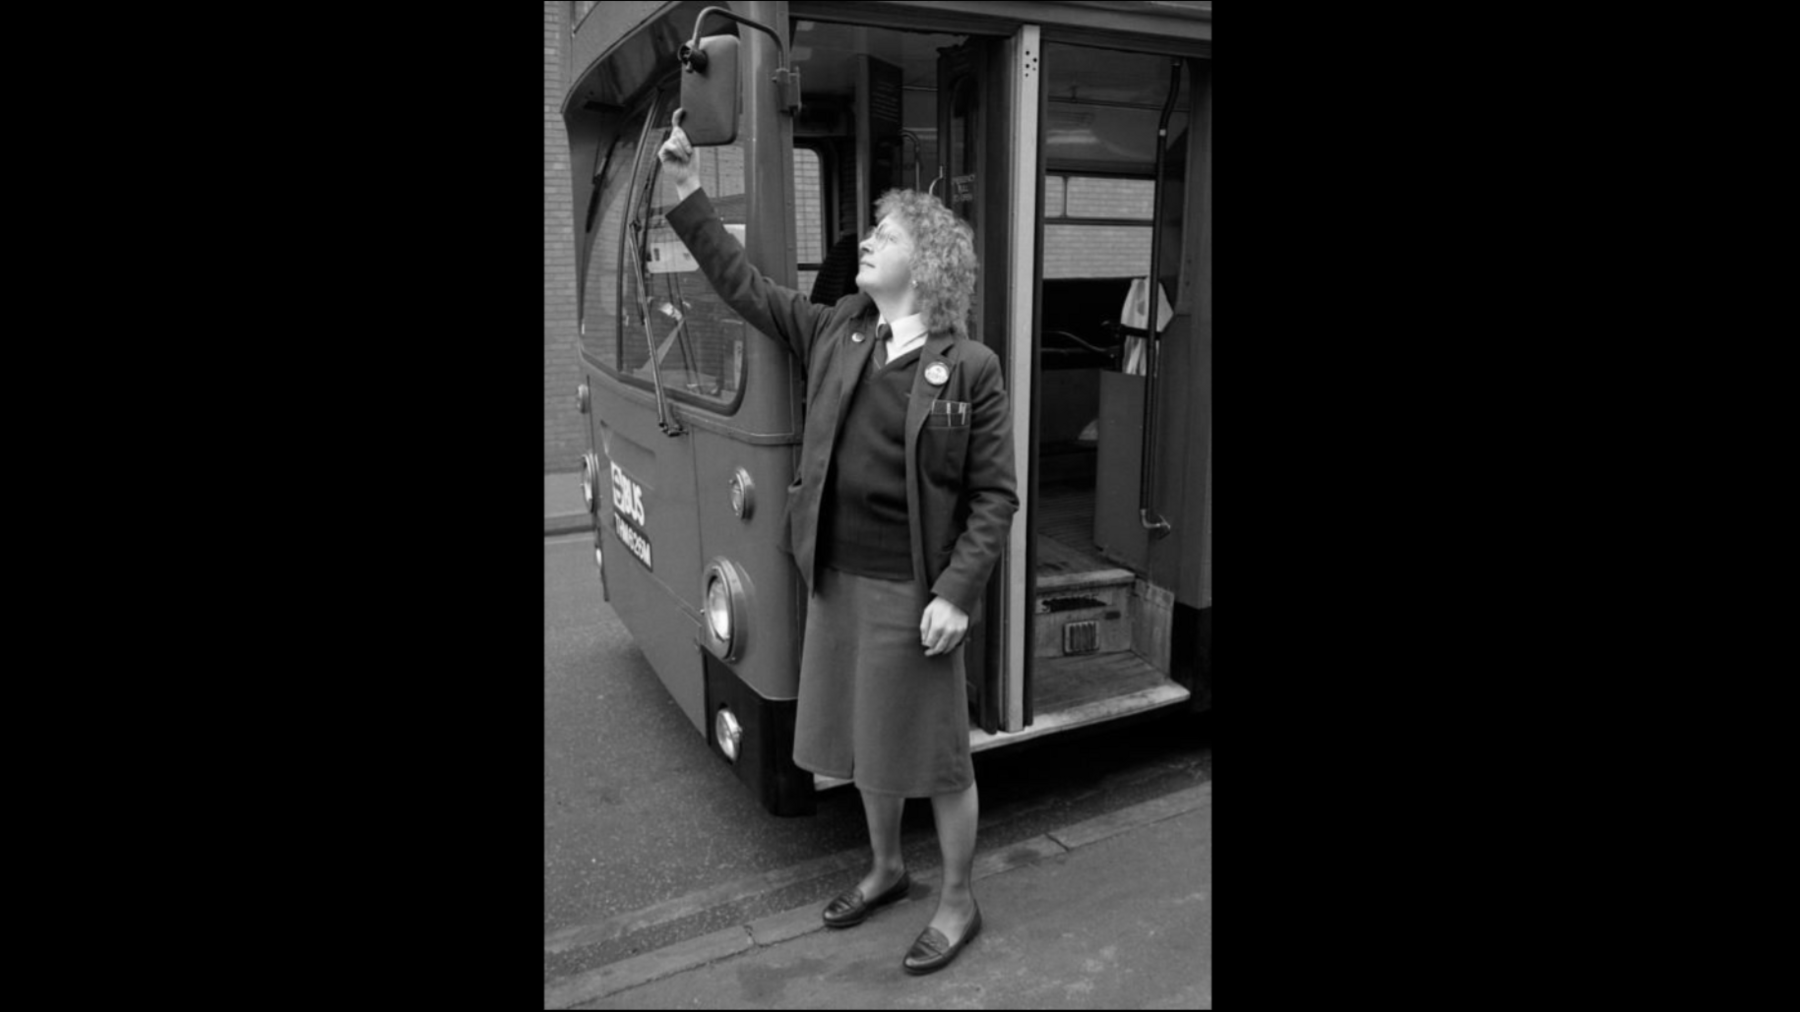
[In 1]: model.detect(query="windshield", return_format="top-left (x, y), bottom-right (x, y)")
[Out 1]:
top-left (577, 102), bottom-right (645, 374)
top-left (615, 85), bottom-right (749, 411)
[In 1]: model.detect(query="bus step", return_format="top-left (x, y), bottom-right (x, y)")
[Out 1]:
top-left (1035, 569), bottom-right (1133, 659)
top-left (970, 655), bottom-right (1189, 751)
top-left (1030, 650), bottom-right (1181, 721)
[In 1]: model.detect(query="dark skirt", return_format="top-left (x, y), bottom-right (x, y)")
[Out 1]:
top-left (792, 566), bottom-right (975, 797)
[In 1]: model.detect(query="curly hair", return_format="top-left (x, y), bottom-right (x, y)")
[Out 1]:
top-left (874, 189), bottom-right (978, 341)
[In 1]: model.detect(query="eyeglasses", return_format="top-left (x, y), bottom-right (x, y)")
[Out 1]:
top-left (864, 226), bottom-right (910, 251)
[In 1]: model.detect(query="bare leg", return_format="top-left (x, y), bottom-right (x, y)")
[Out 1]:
top-left (854, 790), bottom-right (907, 900)
top-left (925, 780), bottom-right (980, 940)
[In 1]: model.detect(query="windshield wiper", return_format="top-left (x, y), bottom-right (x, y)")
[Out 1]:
top-left (626, 220), bottom-right (685, 436)
top-left (625, 101), bottom-right (684, 437)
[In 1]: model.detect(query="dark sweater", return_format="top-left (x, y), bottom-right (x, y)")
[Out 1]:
top-left (819, 348), bottom-right (921, 580)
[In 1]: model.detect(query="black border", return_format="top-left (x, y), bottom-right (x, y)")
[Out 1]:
top-left (232, 3), bottom-right (1649, 1003)
top-left (242, 9), bottom-right (560, 1002)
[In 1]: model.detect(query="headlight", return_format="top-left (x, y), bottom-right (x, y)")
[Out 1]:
top-left (701, 558), bottom-right (750, 662)
top-left (715, 707), bottom-right (743, 762)
top-left (580, 452), bottom-right (601, 513)
top-left (706, 573), bottom-right (732, 642)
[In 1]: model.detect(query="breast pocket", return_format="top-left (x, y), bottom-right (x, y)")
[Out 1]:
top-left (923, 399), bottom-right (972, 478)
top-left (926, 400), bottom-right (971, 429)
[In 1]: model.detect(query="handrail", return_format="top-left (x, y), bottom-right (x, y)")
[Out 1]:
top-left (1045, 329), bottom-right (1115, 357)
top-left (1138, 59), bottom-right (1182, 537)
top-left (900, 131), bottom-right (924, 190)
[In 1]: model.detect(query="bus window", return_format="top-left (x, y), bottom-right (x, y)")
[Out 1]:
top-left (615, 86), bottom-right (749, 412)
top-left (578, 104), bottom-right (648, 371)
top-left (793, 147), bottom-right (824, 296)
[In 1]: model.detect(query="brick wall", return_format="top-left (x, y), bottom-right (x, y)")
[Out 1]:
top-left (545, 2), bottom-right (584, 474)
top-left (1043, 224), bottom-right (1154, 280)
top-left (1042, 176), bottom-right (1155, 280)
top-left (1064, 176), bottom-right (1154, 219)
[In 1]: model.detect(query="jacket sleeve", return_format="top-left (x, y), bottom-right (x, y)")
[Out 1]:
top-left (664, 188), bottom-right (832, 367)
top-left (930, 352), bottom-right (1020, 613)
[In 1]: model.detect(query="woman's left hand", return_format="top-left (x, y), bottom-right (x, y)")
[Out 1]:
top-left (920, 596), bottom-right (969, 657)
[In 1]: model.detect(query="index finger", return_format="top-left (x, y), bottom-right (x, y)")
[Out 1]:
top-left (672, 108), bottom-right (686, 129)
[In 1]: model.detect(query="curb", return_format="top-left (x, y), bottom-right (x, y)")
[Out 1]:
top-left (547, 513), bottom-right (594, 537)
top-left (545, 781), bottom-right (1211, 1008)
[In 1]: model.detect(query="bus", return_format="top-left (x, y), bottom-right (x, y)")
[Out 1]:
top-left (562, 1), bottom-right (1211, 815)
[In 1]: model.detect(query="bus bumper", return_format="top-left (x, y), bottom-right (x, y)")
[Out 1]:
top-left (702, 650), bottom-right (816, 816)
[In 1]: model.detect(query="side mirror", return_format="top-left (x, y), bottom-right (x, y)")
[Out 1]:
top-left (678, 35), bottom-right (740, 146)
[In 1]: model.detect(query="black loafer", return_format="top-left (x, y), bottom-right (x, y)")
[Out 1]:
top-left (821, 871), bottom-right (911, 929)
top-left (902, 905), bottom-right (982, 975)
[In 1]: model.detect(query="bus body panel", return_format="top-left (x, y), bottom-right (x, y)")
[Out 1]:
top-left (690, 429), bottom-right (803, 700)
top-left (594, 404), bottom-right (706, 732)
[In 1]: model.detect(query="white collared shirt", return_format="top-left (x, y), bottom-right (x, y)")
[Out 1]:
top-left (878, 313), bottom-right (928, 361)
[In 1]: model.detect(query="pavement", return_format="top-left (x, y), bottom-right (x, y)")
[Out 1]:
top-left (545, 782), bottom-right (1212, 1009)
top-left (548, 471), bottom-right (595, 537)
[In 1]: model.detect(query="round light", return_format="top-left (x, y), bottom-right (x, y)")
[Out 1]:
top-left (701, 558), bottom-right (751, 662)
top-left (580, 452), bottom-right (600, 513)
top-left (706, 573), bottom-right (733, 642)
top-left (729, 468), bottom-right (754, 520)
top-left (715, 707), bottom-right (743, 762)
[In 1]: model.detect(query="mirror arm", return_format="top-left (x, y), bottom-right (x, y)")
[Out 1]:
top-left (681, 6), bottom-right (801, 113)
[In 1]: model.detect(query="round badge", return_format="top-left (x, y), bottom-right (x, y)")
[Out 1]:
top-left (925, 362), bottom-right (949, 386)
top-left (852, 331), bottom-right (866, 343)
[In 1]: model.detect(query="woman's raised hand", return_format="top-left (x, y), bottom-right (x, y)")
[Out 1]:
top-left (657, 109), bottom-right (700, 198)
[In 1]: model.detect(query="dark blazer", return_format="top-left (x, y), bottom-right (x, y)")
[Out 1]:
top-left (667, 189), bottom-right (1018, 615)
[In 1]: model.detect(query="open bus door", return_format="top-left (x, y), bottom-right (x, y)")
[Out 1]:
top-left (1018, 42), bottom-right (1206, 741)
top-left (935, 28), bottom-right (1204, 745)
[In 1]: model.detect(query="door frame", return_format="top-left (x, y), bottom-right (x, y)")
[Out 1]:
top-left (998, 23), bottom-right (1040, 733)
top-left (942, 24), bottom-right (1040, 735)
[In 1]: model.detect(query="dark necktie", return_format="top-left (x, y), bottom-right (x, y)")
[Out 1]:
top-left (875, 322), bottom-right (892, 368)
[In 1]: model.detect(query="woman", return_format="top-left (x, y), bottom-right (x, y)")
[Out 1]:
top-left (658, 118), bottom-right (1017, 975)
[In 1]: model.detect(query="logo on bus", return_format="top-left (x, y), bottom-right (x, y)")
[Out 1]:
top-left (610, 462), bottom-right (653, 570)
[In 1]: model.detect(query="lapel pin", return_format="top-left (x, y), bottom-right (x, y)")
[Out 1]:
top-left (852, 331), bottom-right (866, 343)
top-left (925, 362), bottom-right (949, 386)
